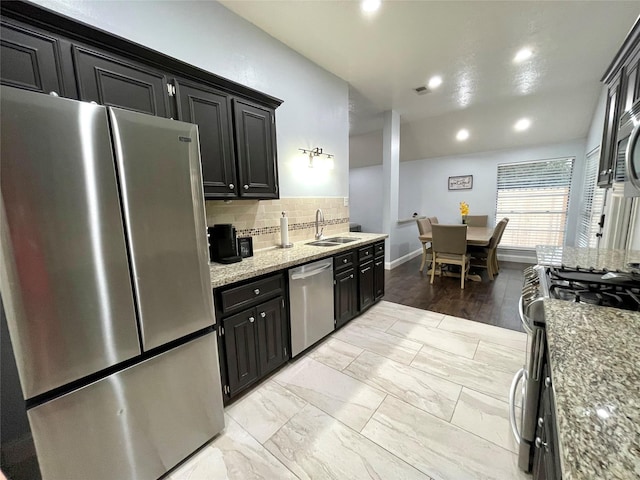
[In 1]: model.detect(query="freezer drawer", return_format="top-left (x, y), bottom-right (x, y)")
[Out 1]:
top-left (27, 333), bottom-right (225, 480)
top-left (109, 108), bottom-right (215, 350)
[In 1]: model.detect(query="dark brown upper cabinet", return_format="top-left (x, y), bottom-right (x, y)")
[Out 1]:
top-left (233, 99), bottom-right (278, 199)
top-left (175, 79), bottom-right (238, 198)
top-left (72, 45), bottom-right (171, 117)
top-left (599, 21), bottom-right (640, 187)
top-left (598, 75), bottom-right (622, 187)
top-left (1, 1), bottom-right (282, 200)
top-left (1, 20), bottom-right (66, 96)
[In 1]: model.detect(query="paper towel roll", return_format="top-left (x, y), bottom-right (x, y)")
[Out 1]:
top-left (280, 214), bottom-right (289, 246)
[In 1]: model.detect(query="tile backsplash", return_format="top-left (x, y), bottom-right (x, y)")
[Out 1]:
top-left (205, 197), bottom-right (350, 250)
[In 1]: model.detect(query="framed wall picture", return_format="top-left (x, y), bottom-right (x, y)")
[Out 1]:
top-left (237, 237), bottom-right (253, 258)
top-left (448, 175), bottom-right (473, 190)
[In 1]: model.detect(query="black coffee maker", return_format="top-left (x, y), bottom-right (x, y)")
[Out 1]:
top-left (208, 224), bottom-right (242, 264)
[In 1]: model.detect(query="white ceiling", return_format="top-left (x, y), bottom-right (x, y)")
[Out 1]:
top-left (220, 0), bottom-right (640, 165)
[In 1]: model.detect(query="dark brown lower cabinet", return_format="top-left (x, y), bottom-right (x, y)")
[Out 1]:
top-left (374, 256), bottom-right (385, 300)
top-left (532, 354), bottom-right (561, 480)
top-left (256, 297), bottom-right (287, 376)
top-left (335, 268), bottom-right (357, 329)
top-left (222, 308), bottom-right (259, 397)
top-left (216, 273), bottom-right (289, 402)
top-left (221, 296), bottom-right (288, 400)
top-left (359, 260), bottom-right (375, 311)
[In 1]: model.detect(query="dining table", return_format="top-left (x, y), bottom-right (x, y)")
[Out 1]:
top-left (419, 225), bottom-right (495, 281)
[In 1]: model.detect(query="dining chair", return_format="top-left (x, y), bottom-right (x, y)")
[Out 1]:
top-left (465, 215), bottom-right (488, 227)
top-left (416, 218), bottom-right (433, 272)
top-left (430, 224), bottom-right (470, 289)
top-left (469, 218), bottom-right (508, 280)
top-left (428, 216), bottom-right (439, 225)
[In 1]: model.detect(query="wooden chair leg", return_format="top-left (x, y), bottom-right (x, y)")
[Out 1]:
top-left (430, 255), bottom-right (436, 284)
top-left (487, 250), bottom-right (494, 280)
top-left (419, 242), bottom-right (427, 272)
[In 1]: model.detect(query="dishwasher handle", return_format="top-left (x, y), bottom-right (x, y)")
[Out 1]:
top-left (290, 263), bottom-right (332, 280)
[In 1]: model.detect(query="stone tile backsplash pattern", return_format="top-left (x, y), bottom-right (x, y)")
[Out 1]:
top-left (205, 198), bottom-right (350, 250)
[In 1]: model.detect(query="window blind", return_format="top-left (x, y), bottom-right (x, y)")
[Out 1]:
top-left (496, 157), bottom-right (574, 249)
top-left (576, 149), bottom-right (606, 248)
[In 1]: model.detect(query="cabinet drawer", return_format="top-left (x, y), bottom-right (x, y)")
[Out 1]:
top-left (358, 245), bottom-right (374, 262)
top-left (219, 274), bottom-right (283, 314)
top-left (374, 241), bottom-right (385, 258)
top-left (334, 251), bottom-right (355, 272)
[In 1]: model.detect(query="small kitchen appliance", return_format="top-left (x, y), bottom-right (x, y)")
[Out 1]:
top-left (208, 224), bottom-right (242, 264)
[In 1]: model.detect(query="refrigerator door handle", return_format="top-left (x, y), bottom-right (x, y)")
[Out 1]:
top-left (509, 368), bottom-right (525, 444)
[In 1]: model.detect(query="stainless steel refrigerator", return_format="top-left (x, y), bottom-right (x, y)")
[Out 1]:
top-left (0, 86), bottom-right (225, 480)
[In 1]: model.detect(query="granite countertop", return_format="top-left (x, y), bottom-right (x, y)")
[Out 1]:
top-left (208, 232), bottom-right (387, 288)
top-left (543, 299), bottom-right (640, 479)
top-left (536, 245), bottom-right (640, 272)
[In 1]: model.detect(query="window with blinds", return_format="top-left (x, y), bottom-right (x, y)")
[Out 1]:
top-left (496, 157), bottom-right (574, 249)
top-left (576, 149), bottom-right (606, 247)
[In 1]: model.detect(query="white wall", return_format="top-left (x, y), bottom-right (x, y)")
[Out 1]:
top-left (585, 86), bottom-right (607, 154)
top-left (349, 166), bottom-right (384, 233)
top-left (30, 0), bottom-right (349, 198)
top-left (350, 139), bottom-right (588, 262)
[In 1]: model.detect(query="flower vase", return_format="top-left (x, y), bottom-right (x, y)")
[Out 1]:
top-left (462, 215), bottom-right (467, 224)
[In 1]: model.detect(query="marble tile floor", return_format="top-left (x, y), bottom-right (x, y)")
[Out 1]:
top-left (169, 301), bottom-right (529, 480)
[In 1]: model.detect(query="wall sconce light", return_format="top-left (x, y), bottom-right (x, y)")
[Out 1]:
top-left (299, 147), bottom-right (334, 168)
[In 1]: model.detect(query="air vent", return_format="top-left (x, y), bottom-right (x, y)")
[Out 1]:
top-left (414, 86), bottom-right (430, 95)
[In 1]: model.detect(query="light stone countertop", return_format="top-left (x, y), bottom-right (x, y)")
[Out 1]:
top-left (536, 245), bottom-right (640, 272)
top-left (543, 299), bottom-right (640, 480)
top-left (208, 233), bottom-right (388, 289)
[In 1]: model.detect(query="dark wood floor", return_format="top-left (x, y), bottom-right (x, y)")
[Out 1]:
top-left (384, 256), bottom-right (532, 332)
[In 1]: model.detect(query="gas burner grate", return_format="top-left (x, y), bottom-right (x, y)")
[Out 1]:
top-left (546, 266), bottom-right (640, 311)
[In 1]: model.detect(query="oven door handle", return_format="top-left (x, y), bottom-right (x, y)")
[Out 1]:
top-left (509, 368), bottom-right (525, 444)
top-left (518, 296), bottom-right (533, 335)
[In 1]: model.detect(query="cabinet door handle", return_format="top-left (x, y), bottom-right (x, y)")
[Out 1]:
top-left (260, 312), bottom-right (266, 318)
top-left (343, 258), bottom-right (348, 263)
top-left (538, 417), bottom-right (544, 428)
top-left (249, 316), bottom-right (255, 323)
top-left (361, 267), bottom-right (371, 273)
top-left (229, 183), bottom-right (234, 189)
top-left (544, 377), bottom-right (551, 388)
top-left (375, 261), bottom-right (382, 266)
top-left (535, 437), bottom-right (548, 451)
top-left (254, 288), bottom-right (260, 295)
top-left (244, 184), bottom-right (249, 190)
top-left (350, 274), bottom-right (354, 279)
top-left (49, 91), bottom-right (59, 97)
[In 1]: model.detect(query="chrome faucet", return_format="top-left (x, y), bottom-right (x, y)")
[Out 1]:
top-left (315, 209), bottom-right (325, 240)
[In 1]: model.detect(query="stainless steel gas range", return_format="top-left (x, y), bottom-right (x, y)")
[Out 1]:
top-left (511, 264), bottom-right (640, 473)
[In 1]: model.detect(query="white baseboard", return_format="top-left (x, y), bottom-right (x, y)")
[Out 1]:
top-left (385, 247), bottom-right (535, 270)
top-left (386, 248), bottom-right (423, 270)
top-left (497, 248), bottom-right (537, 264)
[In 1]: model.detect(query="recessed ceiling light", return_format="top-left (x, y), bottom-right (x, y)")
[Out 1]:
top-left (456, 129), bottom-right (470, 141)
top-left (514, 118), bottom-right (531, 131)
top-left (514, 48), bottom-right (533, 63)
top-left (428, 75), bottom-right (443, 89)
top-left (361, 0), bottom-right (381, 13)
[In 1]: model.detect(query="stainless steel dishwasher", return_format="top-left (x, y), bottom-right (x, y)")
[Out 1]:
top-left (289, 258), bottom-right (335, 356)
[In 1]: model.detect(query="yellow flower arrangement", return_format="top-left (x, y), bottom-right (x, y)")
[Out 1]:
top-left (459, 201), bottom-right (469, 216)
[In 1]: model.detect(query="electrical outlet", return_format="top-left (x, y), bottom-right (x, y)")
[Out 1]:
top-left (344, 197), bottom-right (349, 207)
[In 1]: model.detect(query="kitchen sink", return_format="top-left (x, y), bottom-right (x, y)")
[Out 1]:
top-left (307, 241), bottom-right (340, 247)
top-left (307, 237), bottom-right (360, 247)
top-left (324, 237), bottom-right (360, 243)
